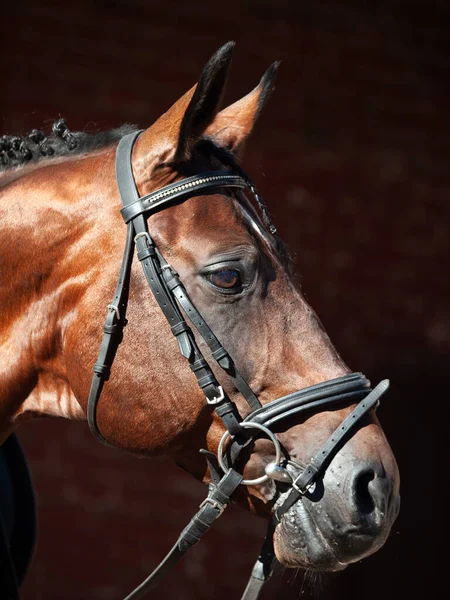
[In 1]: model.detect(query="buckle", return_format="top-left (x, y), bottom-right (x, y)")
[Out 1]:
top-left (107, 304), bottom-right (120, 321)
top-left (292, 469), bottom-right (316, 495)
top-left (161, 263), bottom-right (178, 277)
top-left (292, 478), bottom-right (307, 495)
top-left (134, 231), bottom-right (153, 246)
top-left (206, 385), bottom-right (225, 405)
top-left (199, 497), bottom-right (226, 516)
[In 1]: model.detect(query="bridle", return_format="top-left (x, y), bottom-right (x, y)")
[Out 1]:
top-left (87, 131), bottom-right (389, 600)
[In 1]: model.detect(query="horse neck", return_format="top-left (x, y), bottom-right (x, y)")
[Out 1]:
top-left (0, 149), bottom-right (121, 436)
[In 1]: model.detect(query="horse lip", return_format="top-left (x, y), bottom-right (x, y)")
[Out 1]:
top-left (273, 495), bottom-right (349, 571)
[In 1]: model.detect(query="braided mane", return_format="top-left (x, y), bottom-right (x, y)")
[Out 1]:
top-left (0, 119), bottom-right (137, 172)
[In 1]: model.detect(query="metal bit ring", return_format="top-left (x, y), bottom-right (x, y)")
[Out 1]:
top-left (217, 421), bottom-right (282, 485)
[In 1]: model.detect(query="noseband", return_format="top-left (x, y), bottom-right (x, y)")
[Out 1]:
top-left (87, 131), bottom-right (390, 599)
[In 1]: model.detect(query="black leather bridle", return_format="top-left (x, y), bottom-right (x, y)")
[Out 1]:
top-left (87, 131), bottom-right (389, 600)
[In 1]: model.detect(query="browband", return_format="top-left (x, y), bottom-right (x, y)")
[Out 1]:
top-left (121, 171), bottom-right (247, 222)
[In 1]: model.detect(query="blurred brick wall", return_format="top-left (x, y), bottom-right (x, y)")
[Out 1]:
top-left (1, 1), bottom-right (446, 598)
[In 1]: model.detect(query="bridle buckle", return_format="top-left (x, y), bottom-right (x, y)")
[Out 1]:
top-left (134, 231), bottom-right (152, 245)
top-left (199, 497), bottom-right (226, 516)
top-left (161, 263), bottom-right (179, 277)
top-left (292, 480), bottom-right (309, 495)
top-left (292, 468), bottom-right (317, 495)
top-left (107, 304), bottom-right (121, 321)
top-left (206, 385), bottom-right (225, 405)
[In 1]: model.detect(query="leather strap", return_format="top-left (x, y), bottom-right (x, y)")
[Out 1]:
top-left (134, 229), bottom-right (193, 360)
top-left (121, 171), bottom-right (246, 223)
top-left (89, 132), bottom-right (245, 442)
top-left (227, 373), bottom-right (372, 469)
top-left (275, 380), bottom-right (389, 521)
top-left (115, 130), bottom-right (144, 206)
top-left (241, 522), bottom-right (276, 600)
top-left (123, 543), bottom-right (181, 600)
top-left (117, 132), bottom-right (251, 433)
top-left (87, 223), bottom-right (134, 445)
top-left (247, 373), bottom-right (370, 427)
top-left (132, 219), bottom-right (242, 423)
top-left (159, 251), bottom-right (261, 411)
top-left (123, 469), bottom-right (243, 600)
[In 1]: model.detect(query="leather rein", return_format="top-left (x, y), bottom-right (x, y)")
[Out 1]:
top-left (87, 131), bottom-right (390, 600)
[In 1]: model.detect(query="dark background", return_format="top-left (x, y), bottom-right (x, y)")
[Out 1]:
top-left (1, 1), bottom-right (446, 598)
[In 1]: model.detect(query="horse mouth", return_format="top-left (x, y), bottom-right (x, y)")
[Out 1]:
top-left (272, 495), bottom-right (389, 571)
top-left (273, 498), bottom-right (348, 571)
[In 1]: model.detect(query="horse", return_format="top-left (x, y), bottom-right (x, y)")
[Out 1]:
top-left (0, 42), bottom-right (400, 598)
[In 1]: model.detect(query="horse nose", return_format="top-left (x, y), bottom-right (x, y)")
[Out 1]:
top-left (350, 462), bottom-right (393, 522)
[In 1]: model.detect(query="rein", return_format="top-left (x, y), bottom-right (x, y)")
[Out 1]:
top-left (87, 131), bottom-right (390, 599)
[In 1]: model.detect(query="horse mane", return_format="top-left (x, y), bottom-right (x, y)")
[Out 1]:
top-left (0, 119), bottom-right (138, 172)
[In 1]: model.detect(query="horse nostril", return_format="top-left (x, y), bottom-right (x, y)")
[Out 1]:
top-left (351, 463), bottom-right (392, 520)
top-left (353, 469), bottom-right (376, 515)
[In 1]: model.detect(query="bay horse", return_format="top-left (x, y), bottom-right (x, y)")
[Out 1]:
top-left (0, 43), bottom-right (400, 599)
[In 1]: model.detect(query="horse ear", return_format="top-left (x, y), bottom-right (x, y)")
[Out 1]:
top-left (174, 42), bottom-right (234, 161)
top-left (205, 61), bottom-right (280, 156)
top-left (135, 43), bottom-right (234, 168)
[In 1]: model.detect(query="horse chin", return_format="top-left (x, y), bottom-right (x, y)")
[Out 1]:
top-left (273, 503), bottom-right (348, 572)
top-left (272, 498), bottom-right (383, 572)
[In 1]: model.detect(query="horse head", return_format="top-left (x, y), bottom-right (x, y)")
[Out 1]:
top-left (1, 42), bottom-right (400, 587)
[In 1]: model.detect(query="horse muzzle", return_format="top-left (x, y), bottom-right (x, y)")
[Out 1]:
top-left (272, 456), bottom-right (401, 570)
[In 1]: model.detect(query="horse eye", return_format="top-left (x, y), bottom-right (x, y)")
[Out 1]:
top-left (208, 268), bottom-right (241, 290)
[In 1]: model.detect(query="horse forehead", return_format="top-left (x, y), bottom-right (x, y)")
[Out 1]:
top-left (153, 192), bottom-right (253, 250)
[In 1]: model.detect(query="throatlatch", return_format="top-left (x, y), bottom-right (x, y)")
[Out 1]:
top-left (87, 131), bottom-right (390, 599)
